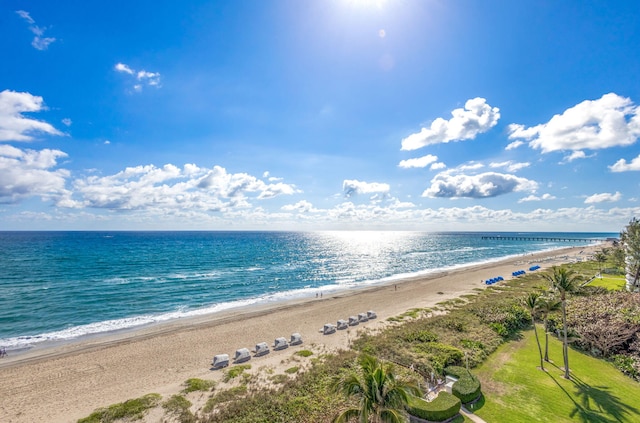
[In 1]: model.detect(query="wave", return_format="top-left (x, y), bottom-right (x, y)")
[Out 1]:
top-left (0, 234), bottom-right (610, 351)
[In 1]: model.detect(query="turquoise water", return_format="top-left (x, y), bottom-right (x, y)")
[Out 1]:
top-left (0, 231), bottom-right (615, 350)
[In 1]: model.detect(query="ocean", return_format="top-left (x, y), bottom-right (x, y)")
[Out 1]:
top-left (0, 231), bottom-right (616, 352)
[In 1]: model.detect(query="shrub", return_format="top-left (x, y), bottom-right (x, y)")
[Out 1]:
top-left (163, 394), bottom-right (195, 422)
top-left (489, 322), bottom-right (509, 337)
top-left (223, 364), bottom-right (251, 382)
top-left (403, 329), bottom-right (439, 343)
top-left (183, 378), bottom-right (216, 393)
top-left (414, 342), bottom-right (464, 373)
top-left (460, 339), bottom-right (484, 350)
top-left (295, 350), bottom-right (313, 357)
top-left (406, 392), bottom-right (461, 422)
top-left (269, 374), bottom-right (289, 384)
top-left (443, 366), bottom-right (471, 379)
top-left (611, 354), bottom-right (640, 381)
top-left (285, 366), bottom-right (299, 374)
top-left (444, 366), bottom-right (482, 404)
top-left (78, 393), bottom-right (161, 423)
top-left (203, 385), bottom-right (248, 413)
top-left (438, 317), bottom-right (467, 332)
top-left (451, 375), bottom-right (482, 404)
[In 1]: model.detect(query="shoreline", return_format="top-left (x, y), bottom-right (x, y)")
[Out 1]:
top-left (0, 244), bottom-right (602, 423)
top-left (0, 242), bottom-right (602, 355)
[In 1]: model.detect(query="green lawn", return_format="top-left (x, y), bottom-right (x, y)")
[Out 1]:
top-left (586, 276), bottom-right (626, 291)
top-left (471, 328), bottom-right (640, 423)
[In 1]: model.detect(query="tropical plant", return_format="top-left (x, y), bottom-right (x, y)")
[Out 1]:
top-left (524, 292), bottom-right (544, 370)
top-left (543, 266), bottom-right (582, 379)
top-left (332, 354), bottom-right (421, 423)
top-left (593, 248), bottom-right (609, 278)
top-left (537, 296), bottom-right (561, 362)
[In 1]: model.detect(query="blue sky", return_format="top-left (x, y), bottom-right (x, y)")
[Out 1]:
top-left (2, 0), bottom-right (640, 231)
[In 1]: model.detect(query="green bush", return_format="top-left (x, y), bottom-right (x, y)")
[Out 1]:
top-left (612, 354), bottom-right (640, 380)
top-left (444, 366), bottom-right (482, 404)
top-left (414, 342), bottom-right (464, 373)
top-left (406, 392), bottom-right (461, 422)
top-left (295, 350), bottom-right (313, 357)
top-left (183, 378), bottom-right (216, 393)
top-left (403, 329), bottom-right (439, 343)
top-left (452, 376), bottom-right (481, 404)
top-left (78, 393), bottom-right (161, 423)
top-left (489, 322), bottom-right (509, 337)
top-left (443, 366), bottom-right (471, 379)
top-left (223, 364), bottom-right (251, 382)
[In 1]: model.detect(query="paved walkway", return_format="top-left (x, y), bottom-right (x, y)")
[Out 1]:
top-left (460, 406), bottom-right (488, 423)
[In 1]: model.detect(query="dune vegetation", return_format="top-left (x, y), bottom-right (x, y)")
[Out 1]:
top-left (78, 248), bottom-right (640, 423)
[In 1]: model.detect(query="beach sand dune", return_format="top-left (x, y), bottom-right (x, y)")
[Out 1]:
top-left (0, 245), bottom-right (598, 423)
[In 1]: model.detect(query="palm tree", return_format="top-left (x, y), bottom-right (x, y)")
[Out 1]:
top-left (332, 354), bottom-right (421, 423)
top-left (593, 248), bottom-right (608, 278)
top-left (543, 266), bottom-right (582, 379)
top-left (524, 292), bottom-right (544, 371)
top-left (537, 296), bottom-right (561, 362)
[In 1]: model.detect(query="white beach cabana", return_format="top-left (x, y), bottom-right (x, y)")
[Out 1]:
top-left (254, 342), bottom-right (270, 356)
top-left (322, 323), bottom-right (336, 334)
top-left (348, 316), bottom-right (359, 326)
top-left (358, 312), bottom-right (369, 323)
top-left (234, 348), bottom-right (251, 363)
top-left (367, 310), bottom-right (377, 319)
top-left (290, 332), bottom-right (303, 345)
top-left (211, 353), bottom-right (229, 369)
top-left (274, 337), bottom-right (289, 350)
top-left (336, 319), bottom-right (348, 330)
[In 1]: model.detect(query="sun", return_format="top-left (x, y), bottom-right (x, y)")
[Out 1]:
top-left (343, 0), bottom-right (388, 9)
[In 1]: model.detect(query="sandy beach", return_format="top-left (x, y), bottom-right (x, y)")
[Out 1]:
top-left (0, 245), bottom-right (601, 423)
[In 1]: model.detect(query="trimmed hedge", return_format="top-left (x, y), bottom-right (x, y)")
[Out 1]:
top-left (443, 366), bottom-right (469, 379)
top-left (444, 366), bottom-right (482, 404)
top-left (406, 392), bottom-right (461, 422)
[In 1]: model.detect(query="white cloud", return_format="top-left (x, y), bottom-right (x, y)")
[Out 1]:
top-left (518, 193), bottom-right (556, 203)
top-left (16, 10), bottom-right (35, 24)
top-left (561, 151), bottom-right (594, 163)
top-left (0, 145), bottom-right (70, 203)
top-left (343, 179), bottom-right (390, 198)
top-left (262, 171), bottom-right (283, 182)
top-left (137, 70), bottom-right (161, 86)
top-left (281, 200), bottom-right (317, 213)
top-left (430, 162), bottom-right (446, 170)
top-left (398, 154), bottom-right (438, 169)
top-left (505, 140), bottom-right (524, 150)
top-left (609, 154), bottom-right (640, 172)
top-left (16, 10), bottom-right (56, 50)
top-left (114, 63), bottom-right (134, 75)
top-left (457, 162), bottom-right (484, 172)
top-left (61, 118), bottom-right (72, 127)
top-left (0, 90), bottom-right (63, 142)
top-left (584, 191), bottom-right (622, 204)
top-left (115, 63), bottom-right (161, 90)
top-left (423, 171), bottom-right (538, 199)
top-left (401, 98), bottom-right (500, 150)
top-left (73, 164), bottom-right (300, 211)
top-left (489, 161), bottom-right (530, 172)
top-left (508, 93), bottom-right (640, 153)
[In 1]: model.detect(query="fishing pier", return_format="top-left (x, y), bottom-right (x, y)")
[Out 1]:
top-left (481, 236), bottom-right (604, 243)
